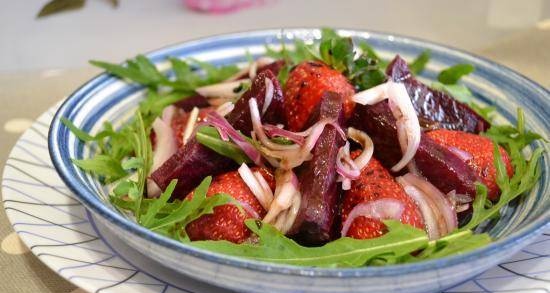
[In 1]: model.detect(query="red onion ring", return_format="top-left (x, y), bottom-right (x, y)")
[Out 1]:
top-left (263, 124), bottom-right (305, 146)
top-left (341, 199), bottom-right (405, 237)
top-left (263, 169), bottom-right (300, 223)
top-left (236, 200), bottom-right (260, 219)
top-left (206, 111), bottom-right (263, 165)
top-left (353, 81), bottom-right (421, 172)
top-left (148, 106), bottom-right (178, 197)
top-left (262, 78), bottom-right (274, 115)
top-left (397, 173), bottom-right (458, 239)
top-left (238, 163), bottom-right (273, 210)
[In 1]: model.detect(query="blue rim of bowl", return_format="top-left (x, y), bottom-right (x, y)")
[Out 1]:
top-left (49, 28), bottom-right (550, 278)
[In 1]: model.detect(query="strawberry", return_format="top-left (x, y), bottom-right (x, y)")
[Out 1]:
top-left (185, 168), bottom-right (275, 243)
top-left (283, 61), bottom-right (355, 131)
top-left (341, 154), bottom-right (424, 239)
top-left (425, 129), bottom-right (513, 200)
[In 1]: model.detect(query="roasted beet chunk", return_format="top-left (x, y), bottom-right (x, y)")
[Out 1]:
top-left (150, 70), bottom-right (285, 198)
top-left (386, 56), bottom-right (490, 133)
top-left (150, 138), bottom-right (236, 199)
top-left (348, 102), bottom-right (481, 199)
top-left (289, 92), bottom-right (346, 245)
top-left (227, 70), bottom-right (285, 133)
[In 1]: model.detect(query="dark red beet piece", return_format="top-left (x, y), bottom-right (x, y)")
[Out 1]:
top-left (150, 70), bottom-right (285, 198)
top-left (227, 70), bottom-right (285, 133)
top-left (386, 56), bottom-right (490, 133)
top-left (348, 102), bottom-right (480, 199)
top-left (173, 94), bottom-right (210, 112)
top-left (289, 92), bottom-right (345, 245)
top-left (150, 138), bottom-right (236, 199)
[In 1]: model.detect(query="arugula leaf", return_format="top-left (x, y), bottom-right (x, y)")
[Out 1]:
top-left (469, 103), bottom-right (496, 122)
top-left (72, 155), bottom-right (126, 181)
top-left (146, 177), bottom-right (233, 233)
top-left (350, 56), bottom-right (386, 90)
top-left (133, 112), bottom-right (152, 220)
top-left (358, 42), bottom-right (388, 69)
top-left (437, 64), bottom-right (475, 85)
top-left (409, 50), bottom-right (431, 75)
top-left (319, 36), bottom-right (354, 73)
top-left (121, 157), bottom-right (144, 170)
top-left (431, 82), bottom-right (475, 103)
top-left (90, 56), bottom-right (168, 88)
top-left (412, 230), bottom-right (491, 260)
top-left (140, 179), bottom-right (177, 227)
top-left (462, 109), bottom-right (545, 230)
top-left (195, 126), bottom-right (252, 164)
top-left (192, 220), bottom-right (428, 267)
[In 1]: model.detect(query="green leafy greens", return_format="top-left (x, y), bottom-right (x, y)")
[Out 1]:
top-left (61, 28), bottom-right (545, 269)
top-left (461, 109), bottom-right (546, 230)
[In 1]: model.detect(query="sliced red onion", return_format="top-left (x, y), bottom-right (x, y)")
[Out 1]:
top-left (206, 111), bottom-right (263, 165)
top-left (182, 107), bottom-right (199, 146)
top-left (336, 142), bottom-right (360, 190)
top-left (273, 192), bottom-right (301, 234)
top-left (253, 170), bottom-right (274, 206)
top-left (249, 98), bottom-right (300, 151)
top-left (151, 110), bottom-right (177, 172)
top-left (401, 184), bottom-right (441, 240)
top-left (263, 124), bottom-right (305, 145)
top-left (449, 146), bottom-right (473, 162)
top-left (148, 106), bottom-right (178, 197)
top-left (238, 163), bottom-right (273, 210)
top-left (236, 200), bottom-right (260, 219)
top-left (397, 173), bottom-right (458, 239)
top-left (261, 78), bottom-right (274, 115)
top-left (347, 127), bottom-right (374, 172)
top-left (215, 101), bottom-right (235, 117)
top-left (249, 97), bottom-right (344, 170)
top-left (195, 79), bottom-right (250, 99)
top-left (341, 199), bottom-right (405, 237)
top-left (263, 170), bottom-right (300, 224)
top-left (353, 81), bottom-right (421, 172)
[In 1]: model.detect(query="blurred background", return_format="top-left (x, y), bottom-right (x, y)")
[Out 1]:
top-left (0, 1), bottom-right (549, 292)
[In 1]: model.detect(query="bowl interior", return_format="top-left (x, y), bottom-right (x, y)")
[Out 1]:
top-left (49, 28), bottom-right (550, 276)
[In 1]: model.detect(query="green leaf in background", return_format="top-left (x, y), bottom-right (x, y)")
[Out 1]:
top-left (350, 56), bottom-right (386, 90)
top-left (195, 126), bottom-right (252, 164)
top-left (37, 0), bottom-right (85, 18)
top-left (409, 50), bottom-right (431, 75)
top-left (431, 82), bottom-right (475, 103)
top-left (437, 64), bottom-right (475, 84)
top-left (192, 220), bottom-right (428, 267)
top-left (358, 42), bottom-right (388, 69)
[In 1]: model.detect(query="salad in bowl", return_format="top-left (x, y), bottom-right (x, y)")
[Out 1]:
top-left (54, 28), bottom-right (547, 284)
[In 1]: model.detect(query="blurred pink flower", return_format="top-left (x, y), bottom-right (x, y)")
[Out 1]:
top-left (185, 0), bottom-right (268, 14)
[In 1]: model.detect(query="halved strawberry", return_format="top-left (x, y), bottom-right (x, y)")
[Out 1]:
top-left (185, 168), bottom-right (274, 243)
top-left (425, 129), bottom-right (513, 200)
top-left (283, 61), bottom-right (355, 131)
top-left (341, 154), bottom-right (424, 239)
